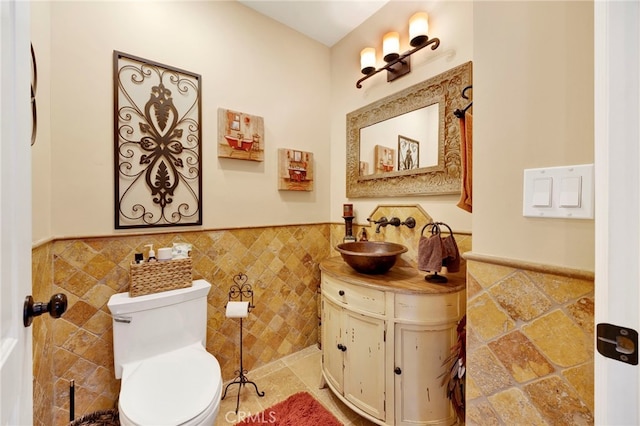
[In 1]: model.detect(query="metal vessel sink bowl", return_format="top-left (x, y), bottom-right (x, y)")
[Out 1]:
top-left (335, 241), bottom-right (408, 274)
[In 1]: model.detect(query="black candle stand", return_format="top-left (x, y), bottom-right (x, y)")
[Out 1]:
top-left (221, 273), bottom-right (264, 414)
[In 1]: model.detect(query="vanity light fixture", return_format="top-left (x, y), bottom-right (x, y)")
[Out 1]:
top-left (357, 12), bottom-right (440, 89)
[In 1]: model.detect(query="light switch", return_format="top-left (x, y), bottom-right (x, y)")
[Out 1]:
top-left (559, 176), bottom-right (582, 207)
top-left (523, 164), bottom-right (594, 219)
top-left (532, 177), bottom-right (552, 207)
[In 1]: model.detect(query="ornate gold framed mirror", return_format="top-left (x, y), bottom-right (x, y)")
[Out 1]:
top-left (346, 61), bottom-right (472, 198)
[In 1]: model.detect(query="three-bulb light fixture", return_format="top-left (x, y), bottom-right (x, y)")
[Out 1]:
top-left (357, 12), bottom-right (440, 89)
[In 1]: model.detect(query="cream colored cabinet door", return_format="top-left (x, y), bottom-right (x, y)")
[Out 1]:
top-left (321, 297), bottom-right (344, 393)
top-left (394, 323), bottom-right (456, 426)
top-left (343, 310), bottom-right (385, 421)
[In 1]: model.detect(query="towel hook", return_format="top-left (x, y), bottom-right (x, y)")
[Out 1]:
top-left (453, 85), bottom-right (473, 118)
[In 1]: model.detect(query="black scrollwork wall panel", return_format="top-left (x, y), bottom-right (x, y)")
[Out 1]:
top-left (114, 51), bottom-right (202, 229)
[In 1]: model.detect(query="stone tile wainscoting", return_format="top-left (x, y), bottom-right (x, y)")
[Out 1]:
top-left (32, 225), bottom-right (329, 426)
top-left (33, 242), bottom-right (55, 426)
top-left (464, 253), bottom-right (594, 425)
top-left (33, 205), bottom-right (595, 426)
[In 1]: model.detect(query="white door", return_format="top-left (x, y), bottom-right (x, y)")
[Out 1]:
top-left (594, 1), bottom-right (640, 425)
top-left (0, 1), bottom-right (33, 425)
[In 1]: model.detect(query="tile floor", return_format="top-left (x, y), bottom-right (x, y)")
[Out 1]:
top-left (215, 345), bottom-right (377, 426)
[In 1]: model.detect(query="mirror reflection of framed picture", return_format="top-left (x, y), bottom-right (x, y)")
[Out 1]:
top-left (359, 161), bottom-right (369, 176)
top-left (374, 145), bottom-right (395, 173)
top-left (398, 135), bottom-right (419, 171)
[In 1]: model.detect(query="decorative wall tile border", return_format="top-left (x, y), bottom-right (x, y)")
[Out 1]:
top-left (464, 252), bottom-right (594, 281)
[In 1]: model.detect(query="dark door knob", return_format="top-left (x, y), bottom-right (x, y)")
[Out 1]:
top-left (23, 293), bottom-right (67, 327)
top-left (394, 367), bottom-right (402, 375)
top-left (338, 290), bottom-right (345, 296)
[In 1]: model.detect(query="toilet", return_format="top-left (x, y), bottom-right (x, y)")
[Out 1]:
top-left (107, 279), bottom-right (222, 426)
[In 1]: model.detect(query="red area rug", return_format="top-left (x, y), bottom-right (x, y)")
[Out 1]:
top-left (237, 391), bottom-right (343, 425)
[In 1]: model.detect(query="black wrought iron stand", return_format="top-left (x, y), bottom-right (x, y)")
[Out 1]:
top-left (221, 273), bottom-right (265, 413)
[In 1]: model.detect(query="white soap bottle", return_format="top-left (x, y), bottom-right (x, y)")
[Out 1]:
top-left (145, 244), bottom-right (157, 262)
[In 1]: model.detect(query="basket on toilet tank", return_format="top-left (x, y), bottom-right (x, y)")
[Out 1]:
top-left (129, 257), bottom-right (192, 297)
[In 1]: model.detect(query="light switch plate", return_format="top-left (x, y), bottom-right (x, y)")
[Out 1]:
top-left (523, 164), bottom-right (594, 219)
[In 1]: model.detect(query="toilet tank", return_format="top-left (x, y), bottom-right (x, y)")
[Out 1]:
top-left (107, 279), bottom-right (212, 378)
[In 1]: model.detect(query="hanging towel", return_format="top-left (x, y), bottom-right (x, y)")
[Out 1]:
top-left (441, 234), bottom-right (461, 273)
top-left (457, 111), bottom-right (473, 213)
top-left (418, 234), bottom-right (444, 272)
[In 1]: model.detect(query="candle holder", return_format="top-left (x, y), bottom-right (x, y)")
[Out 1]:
top-left (343, 215), bottom-right (356, 242)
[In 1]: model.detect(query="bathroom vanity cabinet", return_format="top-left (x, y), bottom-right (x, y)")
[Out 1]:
top-left (320, 257), bottom-right (466, 426)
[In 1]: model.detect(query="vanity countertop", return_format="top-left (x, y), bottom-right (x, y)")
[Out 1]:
top-left (320, 256), bottom-right (466, 295)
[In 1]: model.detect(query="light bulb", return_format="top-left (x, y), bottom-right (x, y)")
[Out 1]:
top-left (383, 32), bottom-right (400, 62)
top-left (409, 12), bottom-right (429, 47)
top-left (360, 47), bottom-right (376, 74)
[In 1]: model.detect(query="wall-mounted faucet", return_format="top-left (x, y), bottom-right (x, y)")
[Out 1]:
top-left (368, 216), bottom-right (401, 233)
top-left (368, 216), bottom-right (416, 233)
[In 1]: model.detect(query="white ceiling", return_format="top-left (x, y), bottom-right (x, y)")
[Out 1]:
top-left (238, 0), bottom-right (389, 47)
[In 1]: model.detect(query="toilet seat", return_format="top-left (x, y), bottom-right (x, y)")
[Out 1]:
top-left (119, 344), bottom-right (222, 426)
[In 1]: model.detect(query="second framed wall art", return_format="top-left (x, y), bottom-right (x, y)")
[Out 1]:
top-left (278, 148), bottom-right (314, 191)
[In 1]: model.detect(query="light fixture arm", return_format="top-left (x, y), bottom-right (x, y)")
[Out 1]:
top-left (356, 36), bottom-right (441, 89)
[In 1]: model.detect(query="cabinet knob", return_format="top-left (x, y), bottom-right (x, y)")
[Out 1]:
top-left (337, 343), bottom-right (347, 352)
top-left (394, 367), bottom-right (402, 375)
top-left (338, 290), bottom-right (345, 296)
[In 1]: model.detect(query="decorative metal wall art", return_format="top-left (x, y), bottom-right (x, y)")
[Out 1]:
top-left (114, 51), bottom-right (202, 229)
top-left (277, 148), bottom-right (314, 191)
top-left (217, 108), bottom-right (264, 162)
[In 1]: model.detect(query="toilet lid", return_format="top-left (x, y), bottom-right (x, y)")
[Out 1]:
top-left (119, 345), bottom-right (221, 426)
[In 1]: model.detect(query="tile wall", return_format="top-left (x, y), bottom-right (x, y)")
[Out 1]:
top-left (33, 242), bottom-right (54, 426)
top-left (465, 254), bottom-right (594, 425)
top-left (33, 205), bottom-right (594, 426)
top-left (32, 224), bottom-right (330, 426)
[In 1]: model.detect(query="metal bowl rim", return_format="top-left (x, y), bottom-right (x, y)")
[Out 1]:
top-left (335, 241), bottom-right (408, 257)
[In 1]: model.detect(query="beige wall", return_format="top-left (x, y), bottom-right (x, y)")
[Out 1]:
top-left (32, 1), bottom-right (332, 243)
top-left (329, 0), bottom-right (474, 232)
top-left (473, 1), bottom-right (594, 271)
top-left (31, 1), bottom-right (594, 270)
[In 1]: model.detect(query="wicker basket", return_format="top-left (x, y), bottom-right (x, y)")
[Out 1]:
top-left (68, 408), bottom-right (119, 425)
top-left (129, 257), bottom-right (192, 297)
